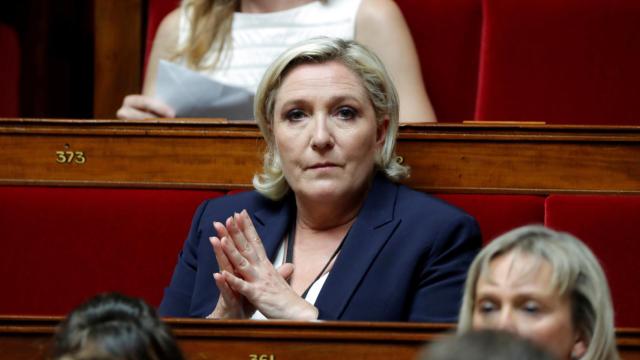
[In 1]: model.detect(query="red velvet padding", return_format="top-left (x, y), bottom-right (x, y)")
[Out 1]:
top-left (436, 194), bottom-right (545, 243)
top-left (396, 0), bottom-right (482, 122)
top-left (475, 0), bottom-right (640, 125)
top-left (545, 195), bottom-right (640, 327)
top-left (0, 186), bottom-right (224, 315)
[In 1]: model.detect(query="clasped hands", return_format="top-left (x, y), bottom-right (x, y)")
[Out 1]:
top-left (207, 210), bottom-right (319, 320)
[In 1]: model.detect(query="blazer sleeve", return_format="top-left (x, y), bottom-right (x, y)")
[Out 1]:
top-left (158, 200), bottom-right (209, 317)
top-left (408, 213), bottom-right (481, 322)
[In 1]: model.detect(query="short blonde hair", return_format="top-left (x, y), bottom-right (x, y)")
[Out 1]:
top-left (252, 37), bottom-right (409, 200)
top-left (458, 225), bottom-right (619, 360)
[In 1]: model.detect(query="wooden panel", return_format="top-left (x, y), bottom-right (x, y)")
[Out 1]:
top-left (93, 0), bottom-right (144, 118)
top-left (0, 119), bottom-right (639, 193)
top-left (1, 316), bottom-right (639, 360)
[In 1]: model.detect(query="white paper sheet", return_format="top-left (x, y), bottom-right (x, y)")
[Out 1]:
top-left (155, 60), bottom-right (255, 120)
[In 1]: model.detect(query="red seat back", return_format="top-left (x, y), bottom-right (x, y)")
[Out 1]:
top-left (396, 0), bottom-right (483, 122)
top-left (545, 195), bottom-right (640, 327)
top-left (437, 194), bottom-right (545, 243)
top-left (475, 0), bottom-right (640, 124)
top-left (0, 186), bottom-right (224, 315)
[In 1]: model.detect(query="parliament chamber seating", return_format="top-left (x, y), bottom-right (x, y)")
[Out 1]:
top-left (2, 1), bottom-right (640, 358)
top-left (0, 118), bottom-right (639, 357)
top-left (474, 0), bottom-right (640, 124)
top-left (143, 0), bottom-right (640, 124)
top-left (395, 0), bottom-right (483, 122)
top-left (1, 166), bottom-right (638, 328)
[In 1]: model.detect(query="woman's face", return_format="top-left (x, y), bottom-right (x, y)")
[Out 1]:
top-left (472, 251), bottom-right (586, 359)
top-left (272, 60), bottom-right (387, 204)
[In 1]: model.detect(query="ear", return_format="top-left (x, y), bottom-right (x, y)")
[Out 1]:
top-left (376, 116), bottom-right (390, 148)
top-left (571, 334), bottom-right (588, 359)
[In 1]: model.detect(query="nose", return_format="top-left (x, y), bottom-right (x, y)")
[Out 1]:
top-left (495, 308), bottom-right (518, 333)
top-left (310, 114), bottom-right (334, 151)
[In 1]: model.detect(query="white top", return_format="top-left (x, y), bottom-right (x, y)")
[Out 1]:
top-left (178, 0), bottom-right (363, 93)
top-left (251, 240), bottom-right (329, 320)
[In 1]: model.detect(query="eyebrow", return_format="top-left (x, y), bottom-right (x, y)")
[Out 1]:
top-left (277, 94), bottom-right (366, 110)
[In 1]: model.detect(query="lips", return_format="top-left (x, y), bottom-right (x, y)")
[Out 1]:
top-left (307, 162), bottom-right (339, 170)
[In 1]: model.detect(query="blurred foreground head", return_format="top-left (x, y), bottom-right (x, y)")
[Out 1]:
top-left (52, 293), bottom-right (184, 360)
top-left (420, 329), bottom-right (556, 360)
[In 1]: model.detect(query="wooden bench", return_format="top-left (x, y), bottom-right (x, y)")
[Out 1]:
top-left (1, 119), bottom-right (639, 327)
top-left (1, 316), bottom-right (639, 360)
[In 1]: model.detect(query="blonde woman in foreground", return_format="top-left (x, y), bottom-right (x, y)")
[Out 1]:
top-left (458, 225), bottom-right (619, 360)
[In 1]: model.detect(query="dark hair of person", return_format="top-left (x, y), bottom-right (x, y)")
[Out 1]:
top-left (52, 293), bottom-right (184, 360)
top-left (419, 329), bottom-right (556, 360)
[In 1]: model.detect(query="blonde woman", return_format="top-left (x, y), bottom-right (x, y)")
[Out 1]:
top-left (117, 0), bottom-right (435, 122)
top-left (458, 225), bottom-right (619, 360)
top-left (158, 37), bottom-right (479, 320)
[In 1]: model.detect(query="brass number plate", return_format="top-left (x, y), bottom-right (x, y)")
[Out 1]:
top-left (55, 148), bottom-right (86, 164)
top-left (249, 354), bottom-right (275, 360)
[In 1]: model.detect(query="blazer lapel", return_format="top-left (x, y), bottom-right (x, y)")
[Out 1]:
top-left (314, 175), bottom-right (401, 319)
top-left (252, 195), bottom-right (294, 261)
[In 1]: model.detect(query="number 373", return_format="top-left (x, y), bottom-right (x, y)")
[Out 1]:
top-left (55, 151), bottom-right (86, 164)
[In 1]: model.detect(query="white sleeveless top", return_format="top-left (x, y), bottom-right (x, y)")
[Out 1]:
top-left (178, 0), bottom-right (363, 93)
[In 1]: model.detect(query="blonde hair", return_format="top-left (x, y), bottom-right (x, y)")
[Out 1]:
top-left (458, 225), bottom-right (619, 360)
top-left (177, 0), bottom-right (236, 70)
top-left (252, 37), bottom-right (409, 200)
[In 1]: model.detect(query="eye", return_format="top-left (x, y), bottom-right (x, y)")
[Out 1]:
top-left (285, 109), bottom-right (307, 122)
top-left (334, 106), bottom-right (357, 120)
top-left (521, 301), bottom-right (541, 314)
top-left (477, 300), bottom-right (498, 314)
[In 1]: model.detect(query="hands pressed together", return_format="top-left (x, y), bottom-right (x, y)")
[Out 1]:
top-left (207, 210), bottom-right (319, 320)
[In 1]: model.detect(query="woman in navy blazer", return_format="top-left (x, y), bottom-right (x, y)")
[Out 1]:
top-left (158, 37), bottom-right (481, 321)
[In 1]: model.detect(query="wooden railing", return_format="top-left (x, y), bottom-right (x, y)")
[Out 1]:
top-left (1, 316), bottom-right (639, 360)
top-left (1, 119), bottom-right (639, 193)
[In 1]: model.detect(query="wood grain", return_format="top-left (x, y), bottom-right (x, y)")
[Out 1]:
top-left (93, 0), bottom-right (144, 118)
top-left (1, 119), bottom-right (638, 194)
top-left (1, 316), bottom-right (639, 360)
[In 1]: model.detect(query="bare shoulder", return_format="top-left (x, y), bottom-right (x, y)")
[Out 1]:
top-left (142, 8), bottom-right (181, 95)
top-left (154, 8), bottom-right (181, 52)
top-left (356, 0), bottom-right (405, 29)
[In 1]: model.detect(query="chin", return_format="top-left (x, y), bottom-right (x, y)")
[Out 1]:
top-left (296, 183), bottom-right (347, 202)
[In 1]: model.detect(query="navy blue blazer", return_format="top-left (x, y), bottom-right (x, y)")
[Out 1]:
top-left (159, 175), bottom-right (481, 322)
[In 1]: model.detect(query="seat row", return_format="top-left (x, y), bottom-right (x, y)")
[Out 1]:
top-left (397, 0), bottom-right (640, 124)
top-left (1, 186), bottom-right (638, 327)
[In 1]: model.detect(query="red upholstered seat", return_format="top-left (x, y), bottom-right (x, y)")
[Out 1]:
top-left (0, 23), bottom-right (20, 117)
top-left (396, 0), bottom-right (482, 122)
top-left (0, 186), bottom-right (224, 315)
top-left (545, 195), bottom-right (640, 327)
top-left (436, 194), bottom-right (545, 243)
top-left (475, 0), bottom-right (640, 125)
